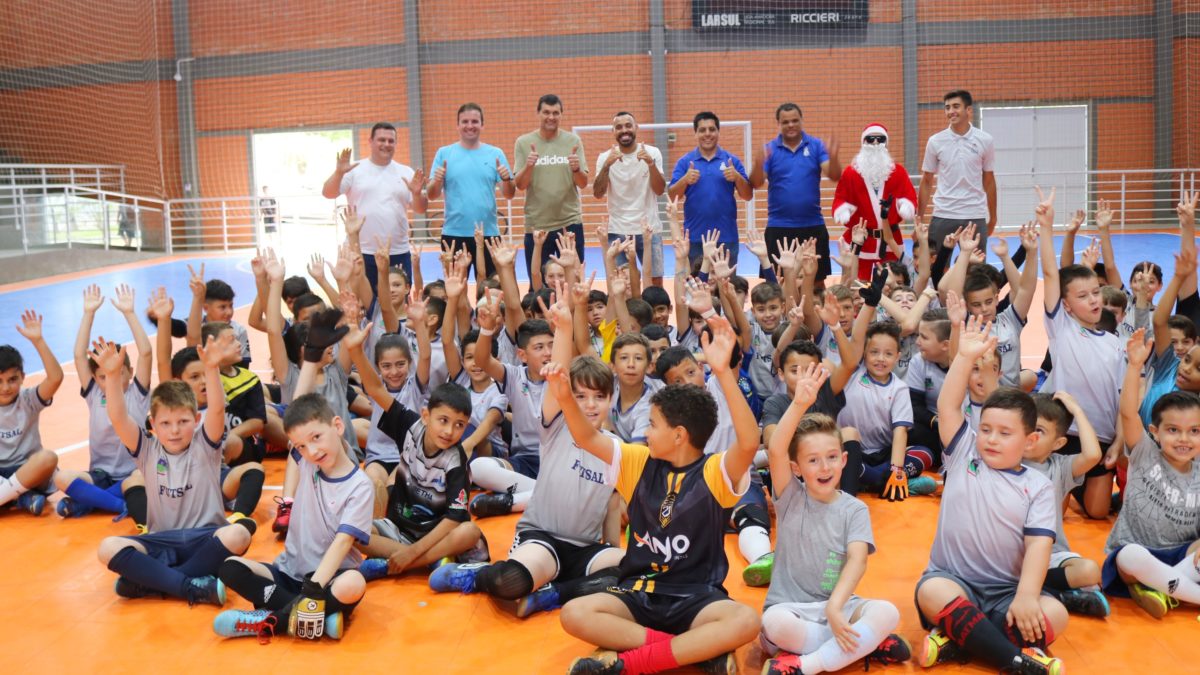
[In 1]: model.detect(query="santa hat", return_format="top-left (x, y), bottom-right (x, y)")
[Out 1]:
top-left (861, 124), bottom-right (888, 142)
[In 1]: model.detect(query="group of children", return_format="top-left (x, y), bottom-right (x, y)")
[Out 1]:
top-left (2, 188), bottom-right (1199, 674)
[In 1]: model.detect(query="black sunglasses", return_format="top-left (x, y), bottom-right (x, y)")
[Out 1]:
top-left (863, 135), bottom-right (887, 145)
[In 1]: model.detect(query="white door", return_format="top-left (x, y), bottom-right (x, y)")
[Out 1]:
top-left (980, 106), bottom-right (1088, 229)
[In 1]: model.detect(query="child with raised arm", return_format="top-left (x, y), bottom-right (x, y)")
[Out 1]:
top-left (758, 363), bottom-right (910, 675)
top-left (1037, 186), bottom-right (1125, 519)
top-left (916, 315), bottom-right (1066, 674)
top-left (94, 333), bottom-right (252, 606)
top-left (185, 263), bottom-right (252, 366)
top-left (554, 315), bottom-right (762, 675)
top-left (0, 310), bottom-right (63, 515)
top-left (214, 393), bottom-right (372, 642)
top-left (1102, 328), bottom-right (1200, 619)
top-left (54, 284), bottom-right (152, 519)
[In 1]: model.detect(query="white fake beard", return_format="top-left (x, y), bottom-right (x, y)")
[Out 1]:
top-left (853, 143), bottom-right (895, 190)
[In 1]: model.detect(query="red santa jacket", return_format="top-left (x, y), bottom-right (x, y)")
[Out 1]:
top-left (832, 163), bottom-right (917, 280)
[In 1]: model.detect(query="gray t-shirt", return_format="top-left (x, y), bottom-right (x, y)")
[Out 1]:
top-left (275, 445), bottom-right (374, 580)
top-left (283, 361), bottom-right (356, 449)
top-left (1106, 433), bottom-right (1200, 554)
top-left (1044, 301), bottom-right (1124, 443)
top-left (836, 366), bottom-right (914, 453)
top-left (703, 375), bottom-right (737, 456)
top-left (991, 305), bottom-right (1026, 388)
top-left (516, 414), bottom-right (615, 547)
top-left (499, 363), bottom-right (546, 457)
top-left (747, 316), bottom-right (780, 402)
top-left (132, 426), bottom-right (227, 532)
top-left (765, 479), bottom-right (875, 607)
top-left (609, 378), bottom-right (663, 444)
top-left (1023, 453), bottom-right (1084, 554)
top-left (454, 371), bottom-right (509, 456)
top-left (0, 387), bottom-right (50, 467)
top-left (365, 379), bottom-right (424, 465)
top-left (926, 423), bottom-right (1057, 587)
top-left (905, 354), bottom-right (948, 416)
top-left (83, 379), bottom-right (150, 479)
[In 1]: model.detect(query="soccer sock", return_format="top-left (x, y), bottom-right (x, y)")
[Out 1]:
top-left (511, 490), bottom-right (532, 511)
top-left (801, 602), bottom-right (898, 674)
top-left (65, 478), bottom-right (125, 513)
top-left (0, 474), bottom-right (29, 506)
top-left (475, 560), bottom-right (535, 600)
top-left (761, 605), bottom-right (830, 655)
top-left (991, 611), bottom-right (1055, 651)
top-left (175, 534), bottom-right (236, 579)
top-left (469, 457), bottom-right (536, 495)
top-left (219, 558), bottom-right (292, 611)
top-left (1117, 544), bottom-right (1200, 604)
top-left (108, 546), bottom-right (190, 599)
top-left (232, 468), bottom-right (265, 516)
top-left (738, 526), bottom-right (772, 565)
top-left (123, 485), bottom-right (148, 528)
top-left (934, 596), bottom-right (1022, 671)
top-left (619, 639), bottom-right (678, 675)
top-left (859, 462), bottom-right (889, 490)
top-left (645, 628), bottom-right (675, 644)
top-left (840, 440), bottom-right (863, 496)
top-left (1043, 567), bottom-right (1071, 592)
top-left (904, 447), bottom-right (933, 478)
top-left (552, 566), bottom-right (620, 603)
top-left (753, 448), bottom-right (769, 469)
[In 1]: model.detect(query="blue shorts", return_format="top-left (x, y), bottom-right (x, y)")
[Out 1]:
top-left (508, 451), bottom-right (541, 480)
top-left (1101, 543), bottom-right (1193, 598)
top-left (0, 464), bottom-right (53, 493)
top-left (121, 526), bottom-right (220, 567)
top-left (86, 469), bottom-right (131, 491)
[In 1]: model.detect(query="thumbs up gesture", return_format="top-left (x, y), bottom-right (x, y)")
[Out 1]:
top-left (495, 157), bottom-right (511, 181)
top-left (684, 161), bottom-right (700, 185)
top-left (432, 160), bottom-right (447, 185)
top-left (527, 143), bottom-right (540, 167)
top-left (636, 143), bottom-right (653, 166)
top-left (568, 145), bottom-right (581, 173)
top-left (721, 161), bottom-right (738, 183)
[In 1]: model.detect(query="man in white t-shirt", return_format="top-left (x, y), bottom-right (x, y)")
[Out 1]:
top-left (322, 122), bottom-right (427, 291)
top-left (593, 112), bottom-right (667, 286)
top-left (917, 90), bottom-right (997, 254)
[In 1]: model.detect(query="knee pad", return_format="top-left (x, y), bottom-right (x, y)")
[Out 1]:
top-left (475, 560), bottom-right (534, 601)
top-left (732, 504), bottom-right (770, 533)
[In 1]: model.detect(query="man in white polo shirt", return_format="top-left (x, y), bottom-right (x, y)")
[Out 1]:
top-left (917, 90), bottom-right (996, 254)
top-left (593, 112), bottom-right (667, 286)
top-left (322, 122), bottom-right (426, 292)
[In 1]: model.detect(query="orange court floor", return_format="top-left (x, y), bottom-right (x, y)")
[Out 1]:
top-left (0, 254), bottom-right (1196, 673)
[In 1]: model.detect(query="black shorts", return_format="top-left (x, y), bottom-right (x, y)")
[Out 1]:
top-left (1058, 434), bottom-right (1113, 477)
top-left (764, 226), bottom-right (831, 281)
top-left (366, 459), bottom-right (399, 476)
top-left (605, 586), bottom-right (730, 636)
top-left (511, 528), bottom-right (613, 582)
top-left (122, 526), bottom-right (220, 568)
top-left (265, 565), bottom-right (361, 617)
top-left (1177, 291), bottom-right (1200, 330)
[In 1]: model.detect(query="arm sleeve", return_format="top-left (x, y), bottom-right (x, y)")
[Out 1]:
top-left (891, 383), bottom-right (914, 428)
top-left (442, 460), bottom-right (471, 524)
top-left (611, 441), bottom-right (651, 503)
top-left (921, 139), bottom-right (938, 175)
top-left (376, 399), bottom-right (422, 446)
top-left (703, 452), bottom-right (748, 509)
top-left (1023, 479), bottom-right (1058, 539)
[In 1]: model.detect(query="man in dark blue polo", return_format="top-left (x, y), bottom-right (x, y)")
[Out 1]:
top-left (668, 111), bottom-right (752, 270)
top-left (749, 102), bottom-right (842, 289)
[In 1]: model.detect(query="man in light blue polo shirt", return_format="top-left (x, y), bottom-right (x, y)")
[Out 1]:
top-left (427, 102), bottom-right (516, 279)
top-left (749, 102), bottom-right (842, 288)
top-left (668, 111), bottom-right (752, 269)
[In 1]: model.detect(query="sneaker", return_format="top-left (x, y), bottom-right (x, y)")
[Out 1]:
top-left (918, 628), bottom-right (967, 667)
top-left (1129, 582), bottom-right (1177, 619)
top-left (429, 556), bottom-right (455, 572)
top-left (742, 552), bottom-right (774, 587)
top-left (56, 496), bottom-right (94, 518)
top-left (214, 608), bottom-right (278, 643)
top-left (114, 577), bottom-right (164, 599)
top-left (469, 491), bottom-right (514, 518)
top-left (567, 650), bottom-right (624, 675)
top-left (1002, 648), bottom-right (1064, 675)
top-left (359, 557), bottom-right (390, 582)
top-left (272, 497), bottom-right (292, 534)
top-left (185, 576), bottom-right (226, 607)
top-left (16, 492), bottom-right (46, 516)
top-left (908, 476), bottom-right (938, 496)
top-left (697, 651), bottom-right (736, 675)
top-left (867, 633), bottom-right (912, 665)
top-left (515, 585), bottom-right (561, 618)
top-left (1059, 588), bottom-right (1110, 617)
top-left (762, 652), bottom-right (803, 675)
top-left (429, 562), bottom-right (487, 594)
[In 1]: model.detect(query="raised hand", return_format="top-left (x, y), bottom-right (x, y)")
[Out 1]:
top-left (604, 145), bottom-right (622, 169)
top-left (793, 362), bottom-right (830, 410)
top-left (1126, 328), bottom-right (1153, 368)
top-left (1066, 208), bottom-right (1086, 234)
top-left (495, 157), bottom-right (511, 182)
top-left (340, 204), bottom-right (365, 237)
top-left (683, 277), bottom-right (714, 315)
top-left (331, 242), bottom-right (354, 284)
top-left (571, 269), bottom-right (597, 306)
top-left (914, 218), bottom-right (929, 245)
top-left (432, 160), bottom-right (447, 185)
top-left (945, 289), bottom-right (966, 327)
top-left (957, 222), bottom-right (980, 253)
top-left (404, 168), bottom-right (427, 195)
top-left (700, 315), bottom-right (737, 374)
top-left (250, 251), bottom-right (266, 281)
top-left (1081, 238), bottom-right (1101, 269)
top-left (338, 289), bottom-right (362, 324)
top-left (406, 290), bottom-right (427, 326)
top-left (486, 237), bottom-right (516, 268)
top-left (786, 303), bottom-right (805, 327)
top-left (701, 229), bottom-right (720, 261)
top-left (262, 248), bottom-right (284, 282)
top-left (817, 291), bottom-right (841, 327)
top-left (720, 161), bottom-right (738, 183)
top-left (532, 229), bottom-right (548, 248)
top-left (374, 235), bottom-right (392, 274)
top-left (636, 143), bottom-right (654, 166)
top-left (147, 287), bottom-right (174, 322)
top-left (942, 226), bottom-right (962, 250)
top-left (542, 361), bottom-right (571, 403)
top-left (307, 253), bottom-right (327, 282)
top-left (1095, 199), bottom-right (1114, 231)
top-left (526, 143), bottom-right (540, 168)
top-left (684, 161), bottom-right (700, 185)
top-left (1178, 190), bottom-right (1199, 228)
top-left (444, 253), bottom-right (468, 298)
top-left (772, 238), bottom-right (799, 271)
top-left (16, 309), bottom-right (44, 342)
top-left (746, 224), bottom-right (769, 261)
top-left (958, 313), bottom-right (997, 361)
top-left (798, 238), bottom-right (818, 277)
top-left (187, 262), bottom-right (206, 299)
top-left (710, 245), bottom-right (733, 280)
top-left (111, 283), bottom-right (136, 314)
top-left (851, 218), bottom-right (868, 246)
top-left (475, 289), bottom-right (502, 331)
top-left (551, 230), bottom-right (580, 271)
top-left (82, 284), bottom-right (104, 314)
top-left (1018, 221), bottom-right (1039, 251)
top-left (89, 338), bottom-right (125, 374)
top-left (198, 330), bottom-right (240, 369)
top-left (990, 237), bottom-right (1009, 259)
top-left (1034, 185), bottom-right (1057, 227)
top-left (538, 281), bottom-right (572, 332)
top-left (343, 320), bottom-right (372, 351)
top-left (335, 148), bottom-right (359, 174)
top-left (568, 146), bottom-right (581, 173)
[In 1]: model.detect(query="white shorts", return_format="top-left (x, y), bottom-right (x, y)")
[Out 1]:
top-left (1049, 550), bottom-right (1082, 569)
top-left (759, 597), bottom-right (873, 656)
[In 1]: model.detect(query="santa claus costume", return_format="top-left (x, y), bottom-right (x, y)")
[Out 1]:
top-left (832, 124), bottom-right (917, 281)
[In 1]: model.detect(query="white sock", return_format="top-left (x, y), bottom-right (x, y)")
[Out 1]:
top-left (1116, 544), bottom-right (1200, 605)
top-left (469, 457), bottom-right (536, 495)
top-left (0, 473), bottom-right (29, 506)
top-left (511, 490), bottom-right (532, 512)
top-left (739, 525), bottom-right (772, 564)
top-left (1173, 553), bottom-right (1200, 584)
top-left (801, 601), bottom-right (900, 674)
top-left (761, 605), bottom-right (830, 655)
top-left (753, 449), bottom-right (769, 469)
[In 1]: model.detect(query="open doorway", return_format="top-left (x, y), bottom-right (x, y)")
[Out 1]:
top-left (252, 128), bottom-right (353, 224)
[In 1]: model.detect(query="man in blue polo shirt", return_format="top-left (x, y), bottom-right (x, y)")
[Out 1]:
top-left (668, 111), bottom-right (752, 269)
top-left (427, 102), bottom-right (515, 279)
top-left (749, 102), bottom-right (842, 288)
